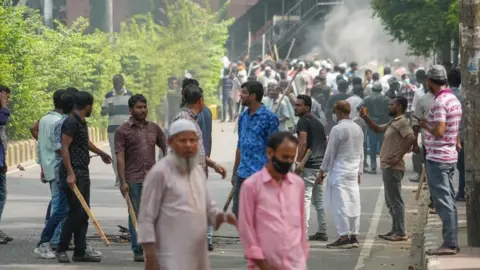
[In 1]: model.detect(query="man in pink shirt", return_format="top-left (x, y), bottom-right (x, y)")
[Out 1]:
top-left (238, 132), bottom-right (308, 270)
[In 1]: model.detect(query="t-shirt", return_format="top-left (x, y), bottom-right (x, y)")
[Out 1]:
top-left (296, 114), bottom-right (327, 168)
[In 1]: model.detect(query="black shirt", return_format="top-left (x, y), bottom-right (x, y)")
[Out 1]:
top-left (60, 113), bottom-right (90, 179)
top-left (296, 114), bottom-right (327, 169)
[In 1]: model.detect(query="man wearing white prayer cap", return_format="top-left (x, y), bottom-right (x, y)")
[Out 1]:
top-left (138, 119), bottom-right (237, 270)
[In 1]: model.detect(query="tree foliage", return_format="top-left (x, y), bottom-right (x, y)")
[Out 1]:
top-left (0, 0), bottom-right (231, 140)
top-left (370, 0), bottom-right (457, 57)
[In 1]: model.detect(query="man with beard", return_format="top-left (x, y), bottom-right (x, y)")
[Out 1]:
top-left (317, 101), bottom-right (364, 249)
top-left (294, 95), bottom-right (328, 242)
top-left (139, 119), bottom-right (236, 270)
top-left (238, 132), bottom-right (308, 270)
top-left (361, 97), bottom-right (416, 241)
top-left (232, 81), bottom-right (279, 217)
top-left (115, 94), bottom-right (167, 262)
top-left (56, 91), bottom-right (113, 263)
top-left (325, 80), bottom-right (350, 134)
top-left (263, 81), bottom-right (291, 131)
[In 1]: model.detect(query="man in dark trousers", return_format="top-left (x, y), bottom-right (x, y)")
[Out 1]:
top-left (56, 91), bottom-right (113, 263)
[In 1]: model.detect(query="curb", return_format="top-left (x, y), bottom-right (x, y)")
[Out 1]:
top-left (6, 126), bottom-right (108, 172)
top-left (422, 191), bottom-right (441, 270)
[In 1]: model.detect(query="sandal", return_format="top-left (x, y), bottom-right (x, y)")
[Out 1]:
top-left (426, 246), bottom-right (457, 256)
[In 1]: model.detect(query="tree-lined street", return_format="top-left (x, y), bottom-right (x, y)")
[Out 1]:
top-left (0, 123), bottom-right (423, 269)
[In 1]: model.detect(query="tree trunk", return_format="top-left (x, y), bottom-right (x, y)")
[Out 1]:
top-left (453, 32), bottom-right (460, 67)
top-left (459, 0), bottom-right (480, 248)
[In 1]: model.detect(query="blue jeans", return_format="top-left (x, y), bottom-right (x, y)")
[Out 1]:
top-left (222, 96), bottom-right (233, 121)
top-left (426, 160), bottom-right (458, 248)
top-left (39, 180), bottom-right (68, 245)
top-left (0, 172), bottom-right (6, 222)
top-left (128, 182), bottom-right (143, 253)
top-left (367, 129), bottom-right (384, 170)
top-left (456, 146), bottom-right (465, 198)
top-left (232, 175), bottom-right (247, 218)
top-left (207, 225), bottom-right (213, 245)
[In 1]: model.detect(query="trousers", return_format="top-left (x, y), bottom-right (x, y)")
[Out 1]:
top-left (382, 168), bottom-right (406, 235)
top-left (302, 168), bottom-right (327, 234)
top-left (108, 132), bottom-right (120, 184)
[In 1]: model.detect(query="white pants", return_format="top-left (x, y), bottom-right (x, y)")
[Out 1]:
top-left (108, 132), bottom-right (120, 184)
top-left (333, 211), bottom-right (360, 236)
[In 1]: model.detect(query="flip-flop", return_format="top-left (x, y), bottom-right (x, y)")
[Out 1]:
top-left (426, 247), bottom-right (457, 256)
top-left (385, 234), bottom-right (408, 242)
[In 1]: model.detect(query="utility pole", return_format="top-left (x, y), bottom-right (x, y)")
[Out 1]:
top-left (459, 0), bottom-right (480, 247)
top-left (106, 0), bottom-right (113, 33)
top-left (43, 0), bottom-right (53, 28)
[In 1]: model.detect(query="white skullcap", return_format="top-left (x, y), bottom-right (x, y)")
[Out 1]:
top-left (314, 61), bottom-right (321, 66)
top-left (321, 60), bottom-right (328, 67)
top-left (169, 119), bottom-right (197, 137)
top-left (394, 58), bottom-right (400, 63)
top-left (265, 66), bottom-right (272, 71)
top-left (324, 63), bottom-right (332, 70)
top-left (339, 63), bottom-right (347, 68)
top-left (298, 61), bottom-right (305, 67)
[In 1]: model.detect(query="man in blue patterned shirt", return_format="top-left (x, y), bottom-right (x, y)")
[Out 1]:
top-left (231, 81), bottom-right (279, 217)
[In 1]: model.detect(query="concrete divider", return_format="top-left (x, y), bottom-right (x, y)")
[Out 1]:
top-left (6, 126), bottom-right (108, 170)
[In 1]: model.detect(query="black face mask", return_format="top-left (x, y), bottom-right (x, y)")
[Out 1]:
top-left (272, 156), bottom-right (293, 175)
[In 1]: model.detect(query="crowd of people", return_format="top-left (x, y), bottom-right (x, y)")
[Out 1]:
top-left (0, 52), bottom-right (465, 269)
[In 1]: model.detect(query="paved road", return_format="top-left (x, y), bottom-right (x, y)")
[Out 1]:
top-left (0, 122), bottom-right (421, 269)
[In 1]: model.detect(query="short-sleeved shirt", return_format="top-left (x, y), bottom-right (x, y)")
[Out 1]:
top-left (237, 105), bottom-right (279, 179)
top-left (59, 113), bottom-right (90, 179)
top-left (197, 106), bottom-right (213, 157)
top-left (115, 118), bottom-right (167, 183)
top-left (424, 89), bottom-right (462, 163)
top-left (296, 114), bottom-right (327, 169)
top-left (380, 115), bottom-right (414, 171)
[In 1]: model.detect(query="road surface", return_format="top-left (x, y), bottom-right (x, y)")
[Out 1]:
top-left (0, 122), bottom-right (422, 269)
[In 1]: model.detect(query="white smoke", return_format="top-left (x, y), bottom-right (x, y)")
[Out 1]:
top-left (299, 0), bottom-right (414, 66)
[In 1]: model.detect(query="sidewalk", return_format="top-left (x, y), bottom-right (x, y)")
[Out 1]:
top-left (423, 196), bottom-right (480, 269)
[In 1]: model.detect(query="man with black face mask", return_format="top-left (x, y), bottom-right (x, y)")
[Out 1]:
top-left (361, 96), bottom-right (416, 242)
top-left (238, 132), bottom-right (308, 270)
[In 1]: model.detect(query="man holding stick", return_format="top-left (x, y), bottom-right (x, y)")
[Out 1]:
top-left (56, 91), bottom-right (113, 263)
top-left (115, 94), bottom-right (166, 262)
top-left (294, 95), bottom-right (329, 241)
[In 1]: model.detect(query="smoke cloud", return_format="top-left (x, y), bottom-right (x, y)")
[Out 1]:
top-left (299, 0), bottom-right (413, 65)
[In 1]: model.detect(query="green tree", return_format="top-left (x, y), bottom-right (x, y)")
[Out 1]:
top-left (0, 1), bottom-right (231, 140)
top-left (371, 0), bottom-right (457, 61)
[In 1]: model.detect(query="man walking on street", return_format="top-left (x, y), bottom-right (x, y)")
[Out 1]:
top-left (34, 89), bottom-right (65, 257)
top-left (361, 96), bottom-right (416, 241)
top-left (101, 74), bottom-right (133, 186)
top-left (0, 86), bottom-right (11, 245)
top-left (361, 81), bottom-right (390, 174)
top-left (238, 132), bottom-right (308, 270)
top-left (138, 119), bottom-right (236, 270)
top-left (56, 91), bottom-right (113, 263)
top-left (231, 81), bottom-right (279, 217)
top-left (420, 65), bottom-right (462, 256)
top-left (294, 95), bottom-right (328, 241)
top-left (115, 94), bottom-right (167, 262)
top-left (317, 101), bottom-right (364, 249)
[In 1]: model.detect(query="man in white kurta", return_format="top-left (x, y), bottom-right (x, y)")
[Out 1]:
top-left (138, 119), bottom-right (235, 270)
top-left (317, 100), bottom-right (364, 249)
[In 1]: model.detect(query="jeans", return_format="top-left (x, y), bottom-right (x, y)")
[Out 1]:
top-left (382, 168), bottom-right (406, 235)
top-left (45, 201), bottom-right (51, 224)
top-left (222, 96), bottom-right (233, 122)
top-left (302, 168), bottom-right (327, 234)
top-left (58, 176), bottom-right (90, 256)
top-left (456, 146), bottom-right (465, 198)
top-left (232, 175), bottom-right (247, 218)
top-left (108, 132), bottom-right (120, 185)
top-left (426, 160), bottom-right (458, 248)
top-left (411, 149), bottom-right (424, 176)
top-left (363, 130), bottom-right (369, 168)
top-left (207, 225), bottom-right (213, 245)
top-left (0, 172), bottom-right (6, 222)
top-left (39, 181), bottom-right (68, 245)
top-left (367, 129), bottom-right (384, 170)
top-left (127, 182), bottom-right (143, 253)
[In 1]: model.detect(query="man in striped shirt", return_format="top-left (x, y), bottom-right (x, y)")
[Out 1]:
top-left (101, 74), bottom-right (133, 186)
top-left (419, 65), bottom-right (462, 256)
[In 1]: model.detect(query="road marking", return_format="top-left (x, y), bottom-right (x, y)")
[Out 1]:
top-left (354, 184), bottom-right (385, 270)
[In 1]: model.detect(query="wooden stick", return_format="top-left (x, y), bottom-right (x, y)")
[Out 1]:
top-left (274, 69), bottom-right (300, 113)
top-left (267, 40), bottom-right (275, 61)
top-left (296, 149), bottom-right (312, 173)
top-left (415, 166), bottom-right (426, 201)
top-left (247, 31), bottom-right (252, 58)
top-left (223, 187), bottom-right (234, 212)
top-left (125, 193), bottom-right (138, 230)
top-left (71, 185), bottom-right (110, 246)
top-left (274, 44), bottom-right (280, 61)
top-left (285, 38), bottom-right (296, 60)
